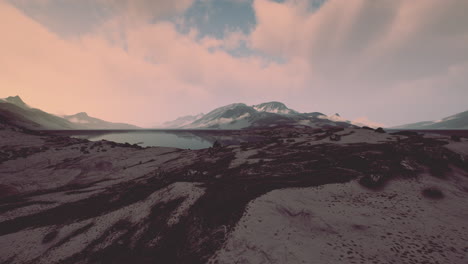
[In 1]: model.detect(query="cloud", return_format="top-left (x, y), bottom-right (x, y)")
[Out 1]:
top-left (1, 0), bottom-right (467, 127)
top-left (250, 0), bottom-right (468, 82)
top-left (0, 1), bottom-right (309, 127)
top-left (102, 0), bottom-right (195, 20)
top-left (248, 0), bottom-right (468, 123)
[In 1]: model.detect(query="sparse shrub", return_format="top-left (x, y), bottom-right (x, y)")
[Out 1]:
top-left (450, 135), bottom-right (461, 142)
top-left (422, 187), bottom-right (444, 199)
top-left (375, 127), bottom-right (386, 133)
top-left (212, 140), bottom-right (222, 149)
top-left (361, 126), bottom-right (374, 131)
top-left (329, 134), bottom-right (341, 141)
top-left (359, 174), bottom-right (386, 189)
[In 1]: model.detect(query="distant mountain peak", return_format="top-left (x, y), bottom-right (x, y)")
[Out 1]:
top-left (3, 95), bottom-right (29, 109)
top-left (392, 109), bottom-right (468, 129)
top-left (259, 101), bottom-right (286, 106)
top-left (159, 101), bottom-right (357, 129)
top-left (253, 101), bottom-right (296, 114)
top-left (159, 113), bottom-right (205, 128)
top-left (73, 112), bottom-right (89, 118)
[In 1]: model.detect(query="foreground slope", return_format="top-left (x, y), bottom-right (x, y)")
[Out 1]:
top-left (0, 120), bottom-right (467, 263)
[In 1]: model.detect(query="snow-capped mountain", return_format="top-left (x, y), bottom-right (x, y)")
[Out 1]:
top-left (253, 101), bottom-right (297, 114)
top-left (393, 110), bottom-right (468, 129)
top-left (63, 112), bottom-right (140, 129)
top-left (0, 96), bottom-right (139, 130)
top-left (158, 113), bottom-right (204, 129)
top-left (351, 117), bottom-right (386, 129)
top-left (318, 113), bottom-right (347, 123)
top-left (184, 103), bottom-right (257, 129)
top-left (163, 102), bottom-right (356, 129)
top-left (318, 114), bottom-right (385, 129)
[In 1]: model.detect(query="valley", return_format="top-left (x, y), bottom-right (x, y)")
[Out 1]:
top-left (1, 120), bottom-right (467, 263)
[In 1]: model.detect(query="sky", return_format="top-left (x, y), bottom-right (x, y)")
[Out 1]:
top-left (1, 0), bottom-right (467, 127)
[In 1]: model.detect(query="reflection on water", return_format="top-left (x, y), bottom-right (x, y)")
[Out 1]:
top-left (74, 132), bottom-right (213, 149)
top-left (56, 130), bottom-right (263, 150)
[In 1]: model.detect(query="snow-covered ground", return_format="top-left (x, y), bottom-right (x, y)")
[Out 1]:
top-left (211, 172), bottom-right (468, 264)
top-left (0, 182), bottom-right (205, 264)
top-left (1, 122), bottom-right (467, 263)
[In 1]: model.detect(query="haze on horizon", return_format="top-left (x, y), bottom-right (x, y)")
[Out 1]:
top-left (1, 0), bottom-right (467, 127)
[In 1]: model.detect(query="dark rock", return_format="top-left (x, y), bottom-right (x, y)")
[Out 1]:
top-left (329, 134), bottom-right (341, 141)
top-left (359, 174), bottom-right (386, 189)
top-left (422, 187), bottom-right (444, 199)
top-left (391, 131), bottom-right (419, 136)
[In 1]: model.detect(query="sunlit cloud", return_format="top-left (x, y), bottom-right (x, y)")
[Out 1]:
top-left (1, 0), bottom-right (467, 127)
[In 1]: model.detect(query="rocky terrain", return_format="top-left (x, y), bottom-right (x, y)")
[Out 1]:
top-left (1, 120), bottom-right (468, 263)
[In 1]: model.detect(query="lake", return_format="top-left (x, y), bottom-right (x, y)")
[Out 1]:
top-left (46, 129), bottom-right (468, 150)
top-left (48, 130), bottom-right (264, 149)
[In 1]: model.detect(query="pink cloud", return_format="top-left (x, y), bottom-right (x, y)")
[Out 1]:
top-left (1, 0), bottom-right (467, 127)
top-left (0, 1), bottom-right (311, 127)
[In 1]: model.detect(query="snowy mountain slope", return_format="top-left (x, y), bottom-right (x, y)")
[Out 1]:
top-left (63, 112), bottom-right (140, 129)
top-left (318, 113), bottom-right (385, 129)
top-left (253, 101), bottom-right (297, 114)
top-left (183, 103), bottom-right (258, 129)
top-left (164, 102), bottom-right (357, 129)
top-left (393, 110), bottom-right (468, 129)
top-left (351, 117), bottom-right (386, 129)
top-left (158, 113), bottom-right (204, 128)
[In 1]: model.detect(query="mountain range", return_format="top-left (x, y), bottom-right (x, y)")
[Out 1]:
top-left (1, 95), bottom-right (467, 130)
top-left (162, 102), bottom-right (468, 130)
top-left (392, 110), bottom-right (468, 129)
top-left (0, 96), bottom-right (139, 130)
top-left (159, 113), bottom-right (205, 129)
top-left (159, 102), bottom-right (371, 129)
top-left (62, 112), bottom-right (139, 129)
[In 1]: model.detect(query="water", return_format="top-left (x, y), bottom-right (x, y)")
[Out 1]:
top-left (50, 130), bottom-right (263, 150)
top-left (387, 129), bottom-right (468, 137)
top-left (74, 131), bottom-right (213, 149)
